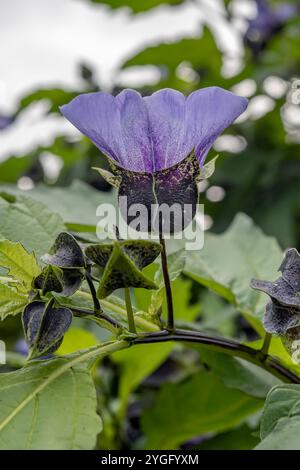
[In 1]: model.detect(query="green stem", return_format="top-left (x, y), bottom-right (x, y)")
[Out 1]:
top-left (159, 232), bottom-right (174, 332)
top-left (260, 332), bottom-right (272, 357)
top-left (124, 288), bottom-right (136, 334)
top-left (76, 290), bottom-right (159, 332)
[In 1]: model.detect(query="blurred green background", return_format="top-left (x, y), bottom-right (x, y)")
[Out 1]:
top-left (0, 0), bottom-right (299, 450)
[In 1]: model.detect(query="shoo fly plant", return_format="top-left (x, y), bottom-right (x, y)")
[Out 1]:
top-left (0, 87), bottom-right (300, 450)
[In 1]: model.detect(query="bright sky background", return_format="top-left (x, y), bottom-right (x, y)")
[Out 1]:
top-left (0, 0), bottom-right (248, 159)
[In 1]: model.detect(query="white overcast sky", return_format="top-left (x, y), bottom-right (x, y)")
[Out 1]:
top-left (0, 0), bottom-right (246, 159)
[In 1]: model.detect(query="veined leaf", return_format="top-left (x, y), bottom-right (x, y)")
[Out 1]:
top-left (142, 371), bottom-right (262, 449)
top-left (123, 28), bottom-right (222, 79)
top-left (56, 328), bottom-right (99, 355)
top-left (184, 214), bottom-right (282, 321)
top-left (0, 194), bottom-right (65, 256)
top-left (0, 180), bottom-right (117, 230)
top-left (0, 340), bottom-right (128, 450)
top-left (257, 384), bottom-right (300, 450)
top-left (112, 342), bottom-right (173, 416)
top-left (0, 240), bottom-right (41, 290)
top-left (0, 283), bottom-right (28, 320)
top-left (198, 350), bottom-right (281, 398)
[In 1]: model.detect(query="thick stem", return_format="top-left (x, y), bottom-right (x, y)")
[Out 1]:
top-left (159, 232), bottom-right (174, 332)
top-left (124, 288), bottom-right (136, 334)
top-left (132, 329), bottom-right (300, 384)
top-left (73, 289), bottom-right (299, 383)
top-left (85, 269), bottom-right (102, 314)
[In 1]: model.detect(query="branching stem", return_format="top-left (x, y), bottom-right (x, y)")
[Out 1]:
top-left (71, 306), bottom-right (122, 331)
top-left (131, 329), bottom-right (300, 384)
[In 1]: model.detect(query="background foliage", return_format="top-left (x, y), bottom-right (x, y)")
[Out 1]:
top-left (0, 0), bottom-right (299, 450)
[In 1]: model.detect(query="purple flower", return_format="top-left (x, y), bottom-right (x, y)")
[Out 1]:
top-left (61, 87), bottom-right (247, 232)
top-left (245, 0), bottom-right (298, 55)
top-left (61, 87), bottom-right (247, 173)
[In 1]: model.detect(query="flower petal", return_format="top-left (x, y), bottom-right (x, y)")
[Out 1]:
top-left (61, 90), bottom-right (153, 172)
top-left (116, 90), bottom-right (153, 172)
top-left (60, 92), bottom-right (123, 164)
top-left (61, 87), bottom-right (248, 173)
top-left (185, 87), bottom-right (248, 166)
top-left (144, 89), bottom-right (187, 171)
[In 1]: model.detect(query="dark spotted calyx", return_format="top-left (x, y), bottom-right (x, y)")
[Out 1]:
top-left (39, 233), bottom-right (85, 296)
top-left (251, 248), bottom-right (300, 337)
top-left (42, 232), bottom-right (86, 269)
top-left (85, 239), bottom-right (161, 298)
top-left (94, 152), bottom-right (213, 234)
top-left (33, 264), bottom-right (83, 297)
top-left (22, 301), bottom-right (72, 359)
top-left (33, 265), bottom-right (64, 295)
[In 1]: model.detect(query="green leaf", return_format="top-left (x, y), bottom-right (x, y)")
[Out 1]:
top-left (0, 283), bottom-right (28, 320)
top-left (196, 424), bottom-right (260, 450)
top-left (198, 350), bottom-right (281, 398)
top-left (184, 213), bottom-right (283, 321)
top-left (199, 291), bottom-right (237, 336)
top-left (18, 87), bottom-right (80, 114)
top-left (257, 415), bottom-right (300, 450)
top-left (257, 384), bottom-right (300, 450)
top-left (0, 180), bottom-right (117, 230)
top-left (86, 240), bottom-right (160, 298)
top-left (198, 155), bottom-right (219, 181)
top-left (90, 0), bottom-right (184, 14)
top-left (122, 28), bottom-right (223, 87)
top-left (56, 328), bottom-right (99, 355)
top-left (93, 167), bottom-right (121, 188)
top-left (0, 358), bottom-right (100, 449)
top-left (170, 278), bottom-right (200, 322)
top-left (0, 340), bottom-right (128, 450)
top-left (112, 343), bottom-right (173, 416)
top-left (142, 371), bottom-right (262, 449)
top-left (0, 155), bottom-right (34, 183)
top-left (0, 240), bottom-right (41, 290)
top-left (0, 194), bottom-right (66, 256)
top-left (123, 27), bottom-right (220, 71)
